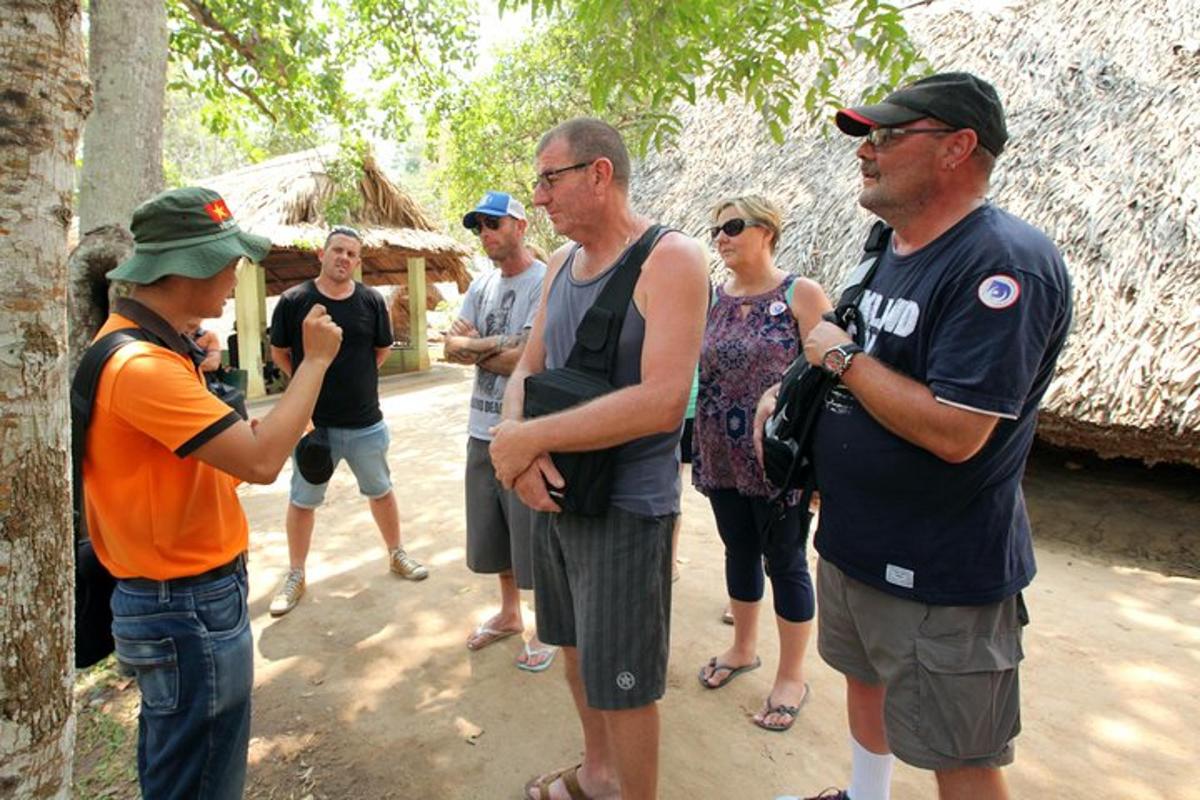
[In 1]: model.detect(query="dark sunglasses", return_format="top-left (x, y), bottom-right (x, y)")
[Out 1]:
top-left (864, 126), bottom-right (959, 148)
top-left (709, 218), bottom-right (763, 240)
top-left (325, 225), bottom-right (362, 246)
top-left (467, 215), bottom-right (504, 234)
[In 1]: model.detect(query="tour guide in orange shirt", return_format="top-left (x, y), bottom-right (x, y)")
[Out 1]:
top-left (85, 187), bottom-right (343, 799)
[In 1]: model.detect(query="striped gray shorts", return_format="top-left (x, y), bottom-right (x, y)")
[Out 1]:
top-left (532, 505), bottom-right (676, 710)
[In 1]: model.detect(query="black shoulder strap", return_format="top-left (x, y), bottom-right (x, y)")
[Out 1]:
top-left (565, 224), bottom-right (670, 376)
top-left (71, 329), bottom-right (155, 543)
top-left (831, 220), bottom-right (892, 342)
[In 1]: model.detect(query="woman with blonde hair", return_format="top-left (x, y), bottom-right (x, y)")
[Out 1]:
top-left (692, 194), bottom-right (831, 731)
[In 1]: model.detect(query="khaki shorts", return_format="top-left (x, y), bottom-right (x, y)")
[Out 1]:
top-left (817, 560), bottom-right (1027, 771)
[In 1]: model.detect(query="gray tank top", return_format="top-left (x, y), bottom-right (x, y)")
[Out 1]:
top-left (542, 241), bottom-right (682, 517)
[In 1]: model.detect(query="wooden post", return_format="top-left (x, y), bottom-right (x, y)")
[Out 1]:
top-left (407, 256), bottom-right (429, 370)
top-left (234, 258), bottom-right (267, 398)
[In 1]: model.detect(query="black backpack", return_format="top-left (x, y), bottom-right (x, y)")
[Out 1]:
top-left (70, 328), bottom-right (155, 668)
top-left (760, 221), bottom-right (891, 506)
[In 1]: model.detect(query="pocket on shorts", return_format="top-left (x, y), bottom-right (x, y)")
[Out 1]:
top-left (114, 636), bottom-right (180, 714)
top-left (914, 632), bottom-right (1022, 761)
top-left (194, 578), bottom-right (247, 638)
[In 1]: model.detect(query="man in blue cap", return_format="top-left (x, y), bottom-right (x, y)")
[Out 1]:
top-left (444, 192), bottom-right (554, 670)
top-left (771, 72), bottom-right (1073, 800)
top-left (82, 186), bottom-right (343, 798)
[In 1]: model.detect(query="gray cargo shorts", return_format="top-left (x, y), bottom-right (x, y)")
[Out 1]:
top-left (817, 559), bottom-right (1027, 771)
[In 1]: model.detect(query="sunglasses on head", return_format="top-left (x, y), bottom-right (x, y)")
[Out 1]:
top-left (325, 225), bottom-right (362, 246)
top-left (709, 218), bottom-right (763, 240)
top-left (468, 215), bottom-right (504, 234)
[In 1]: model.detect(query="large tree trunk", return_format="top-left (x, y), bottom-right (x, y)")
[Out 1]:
top-left (0, 1), bottom-right (91, 796)
top-left (78, 0), bottom-right (167, 233)
top-left (66, 226), bottom-right (132, 374)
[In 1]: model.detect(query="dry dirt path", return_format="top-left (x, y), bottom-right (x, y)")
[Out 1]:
top-left (206, 367), bottom-right (1197, 799)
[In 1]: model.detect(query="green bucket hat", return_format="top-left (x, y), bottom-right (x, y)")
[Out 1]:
top-left (107, 186), bottom-right (272, 284)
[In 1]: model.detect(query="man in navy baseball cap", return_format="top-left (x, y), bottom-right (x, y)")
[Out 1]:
top-left (835, 71), bottom-right (1008, 156)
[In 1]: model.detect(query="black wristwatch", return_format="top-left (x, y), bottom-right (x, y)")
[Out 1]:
top-left (821, 343), bottom-right (863, 378)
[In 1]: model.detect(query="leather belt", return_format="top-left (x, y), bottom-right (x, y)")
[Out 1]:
top-left (121, 552), bottom-right (246, 591)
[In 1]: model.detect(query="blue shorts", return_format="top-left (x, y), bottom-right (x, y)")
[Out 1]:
top-left (289, 420), bottom-right (392, 508)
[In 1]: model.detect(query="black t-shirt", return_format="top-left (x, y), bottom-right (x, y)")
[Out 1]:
top-left (813, 205), bottom-right (1073, 605)
top-left (270, 280), bottom-right (393, 428)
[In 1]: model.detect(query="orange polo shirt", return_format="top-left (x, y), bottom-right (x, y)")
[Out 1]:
top-left (83, 311), bottom-right (247, 580)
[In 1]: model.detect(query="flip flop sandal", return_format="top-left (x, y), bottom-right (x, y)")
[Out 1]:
top-left (697, 655), bottom-right (762, 689)
top-left (466, 624), bottom-right (521, 651)
top-left (523, 763), bottom-right (592, 800)
top-left (721, 607), bottom-right (735, 625)
top-left (753, 683), bottom-right (812, 732)
top-left (516, 642), bottom-right (558, 673)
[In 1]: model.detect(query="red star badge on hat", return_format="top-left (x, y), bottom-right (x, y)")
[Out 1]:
top-left (204, 199), bottom-right (233, 223)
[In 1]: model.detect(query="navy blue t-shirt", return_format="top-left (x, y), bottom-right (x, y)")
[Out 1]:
top-left (813, 205), bottom-right (1073, 605)
top-left (270, 280), bottom-right (393, 429)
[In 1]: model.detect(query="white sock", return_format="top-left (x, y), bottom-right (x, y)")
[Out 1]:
top-left (848, 736), bottom-right (894, 800)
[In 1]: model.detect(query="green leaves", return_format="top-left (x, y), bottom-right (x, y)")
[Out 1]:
top-left (501, 0), bottom-right (927, 145)
top-left (166, 0), bottom-right (477, 145)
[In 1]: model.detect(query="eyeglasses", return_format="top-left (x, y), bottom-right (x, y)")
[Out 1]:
top-left (467, 215), bottom-right (503, 235)
top-left (709, 218), bottom-right (763, 240)
top-left (864, 127), bottom-right (959, 149)
top-left (532, 160), bottom-right (595, 192)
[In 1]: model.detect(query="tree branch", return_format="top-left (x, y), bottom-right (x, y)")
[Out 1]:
top-left (177, 0), bottom-right (261, 69)
top-left (212, 57), bottom-right (276, 122)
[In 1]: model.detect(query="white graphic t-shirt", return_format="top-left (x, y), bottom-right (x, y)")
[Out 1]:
top-left (460, 261), bottom-right (546, 440)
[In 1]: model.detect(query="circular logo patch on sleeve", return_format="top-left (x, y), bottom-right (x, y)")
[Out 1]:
top-left (977, 274), bottom-right (1021, 309)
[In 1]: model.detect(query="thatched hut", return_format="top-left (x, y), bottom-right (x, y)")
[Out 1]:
top-left (199, 147), bottom-right (473, 394)
top-left (630, 0), bottom-right (1200, 467)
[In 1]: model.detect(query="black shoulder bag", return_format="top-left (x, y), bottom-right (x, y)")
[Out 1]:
top-left (523, 224), bottom-right (668, 516)
top-left (761, 220), bottom-right (892, 506)
top-left (70, 328), bottom-right (154, 669)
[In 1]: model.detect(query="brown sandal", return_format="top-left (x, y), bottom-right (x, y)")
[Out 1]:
top-left (523, 763), bottom-right (592, 800)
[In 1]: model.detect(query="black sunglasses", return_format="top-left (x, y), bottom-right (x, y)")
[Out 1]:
top-left (467, 215), bottom-right (504, 234)
top-left (709, 218), bottom-right (763, 240)
top-left (325, 225), bottom-right (362, 246)
top-left (864, 126), bottom-right (959, 148)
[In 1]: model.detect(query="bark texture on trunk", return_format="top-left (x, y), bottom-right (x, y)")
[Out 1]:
top-left (66, 225), bottom-right (132, 374)
top-left (0, 1), bottom-right (91, 796)
top-left (78, 0), bottom-right (167, 233)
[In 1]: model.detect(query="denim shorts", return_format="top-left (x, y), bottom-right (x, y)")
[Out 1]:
top-left (111, 564), bottom-right (253, 799)
top-left (289, 420), bottom-right (393, 507)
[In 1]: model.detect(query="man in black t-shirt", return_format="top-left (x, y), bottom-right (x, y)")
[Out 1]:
top-left (267, 226), bottom-right (429, 617)
top-left (768, 74), bottom-right (1072, 800)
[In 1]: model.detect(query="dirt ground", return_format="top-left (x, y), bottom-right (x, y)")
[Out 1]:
top-left (74, 365), bottom-right (1200, 799)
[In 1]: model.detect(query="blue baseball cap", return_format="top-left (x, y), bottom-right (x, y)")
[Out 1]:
top-left (462, 191), bottom-right (527, 229)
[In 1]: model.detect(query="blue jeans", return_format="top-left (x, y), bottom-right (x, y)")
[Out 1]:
top-left (111, 564), bottom-right (253, 799)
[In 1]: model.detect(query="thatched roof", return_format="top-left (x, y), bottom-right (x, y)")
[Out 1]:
top-left (629, 0), bottom-right (1200, 467)
top-left (199, 147), bottom-right (472, 296)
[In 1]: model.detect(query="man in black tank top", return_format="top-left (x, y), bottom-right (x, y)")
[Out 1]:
top-left (488, 119), bottom-right (709, 800)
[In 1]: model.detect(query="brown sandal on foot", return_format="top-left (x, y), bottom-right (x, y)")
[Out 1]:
top-left (523, 763), bottom-right (592, 800)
